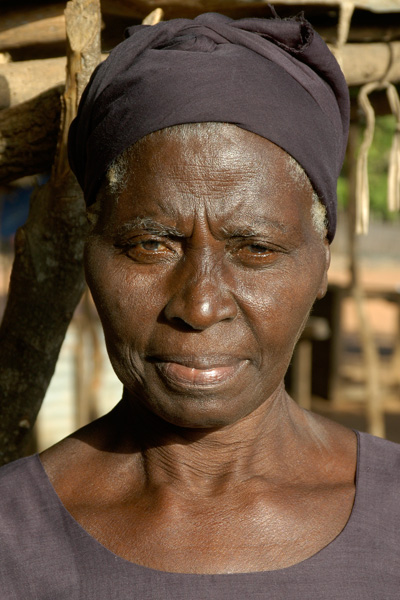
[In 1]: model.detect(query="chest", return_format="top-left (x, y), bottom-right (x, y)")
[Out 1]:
top-left (65, 480), bottom-right (355, 573)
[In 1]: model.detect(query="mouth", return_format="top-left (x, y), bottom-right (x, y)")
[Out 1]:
top-left (151, 357), bottom-right (248, 389)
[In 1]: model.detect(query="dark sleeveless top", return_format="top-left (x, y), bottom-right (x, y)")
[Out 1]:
top-left (1, 431), bottom-right (399, 599)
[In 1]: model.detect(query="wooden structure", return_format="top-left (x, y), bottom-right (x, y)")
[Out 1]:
top-left (2, 1), bottom-right (400, 184)
top-left (0, 0), bottom-right (400, 460)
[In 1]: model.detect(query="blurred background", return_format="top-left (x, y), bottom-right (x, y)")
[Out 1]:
top-left (0, 0), bottom-right (399, 452)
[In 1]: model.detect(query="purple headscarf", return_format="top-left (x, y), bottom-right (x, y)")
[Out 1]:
top-left (68, 12), bottom-right (349, 241)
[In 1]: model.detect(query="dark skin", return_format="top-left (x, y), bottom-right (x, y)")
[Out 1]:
top-left (41, 124), bottom-right (356, 574)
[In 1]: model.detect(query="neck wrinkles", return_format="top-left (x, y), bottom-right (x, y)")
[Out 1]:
top-left (114, 383), bottom-right (300, 498)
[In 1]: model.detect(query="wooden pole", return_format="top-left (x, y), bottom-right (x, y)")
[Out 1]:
top-left (0, 0), bottom-right (102, 465)
top-left (347, 121), bottom-right (385, 438)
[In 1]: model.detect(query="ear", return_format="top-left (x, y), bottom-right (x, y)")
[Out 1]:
top-left (316, 239), bottom-right (331, 300)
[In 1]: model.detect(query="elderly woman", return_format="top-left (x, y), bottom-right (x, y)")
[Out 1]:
top-left (1, 11), bottom-right (399, 599)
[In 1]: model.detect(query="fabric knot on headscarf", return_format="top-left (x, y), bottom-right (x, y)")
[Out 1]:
top-left (68, 12), bottom-right (349, 241)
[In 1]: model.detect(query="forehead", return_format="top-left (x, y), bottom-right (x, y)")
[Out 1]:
top-left (101, 124), bottom-right (315, 236)
top-left (128, 123), bottom-right (310, 187)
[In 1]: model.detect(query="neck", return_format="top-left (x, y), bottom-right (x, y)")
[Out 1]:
top-left (109, 383), bottom-right (309, 497)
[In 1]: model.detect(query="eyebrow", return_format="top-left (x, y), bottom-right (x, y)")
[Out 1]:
top-left (220, 219), bottom-right (288, 238)
top-left (113, 217), bottom-right (185, 238)
top-left (110, 216), bottom-right (289, 240)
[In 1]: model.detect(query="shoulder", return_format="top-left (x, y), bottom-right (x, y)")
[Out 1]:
top-left (357, 431), bottom-right (400, 496)
top-left (358, 430), bottom-right (400, 476)
top-left (355, 431), bottom-right (400, 549)
top-left (0, 455), bottom-right (56, 589)
top-left (0, 454), bottom-right (56, 537)
top-left (0, 454), bottom-right (44, 507)
top-left (0, 453), bottom-right (108, 596)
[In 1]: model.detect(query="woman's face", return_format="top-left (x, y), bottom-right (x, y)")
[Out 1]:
top-left (85, 125), bottom-right (330, 428)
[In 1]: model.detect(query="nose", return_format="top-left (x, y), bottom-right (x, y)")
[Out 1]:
top-left (163, 258), bottom-right (238, 331)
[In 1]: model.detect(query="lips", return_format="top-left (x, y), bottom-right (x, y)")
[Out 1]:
top-left (152, 357), bottom-right (248, 388)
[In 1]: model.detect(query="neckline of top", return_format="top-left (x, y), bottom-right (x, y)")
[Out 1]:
top-left (34, 429), bottom-right (362, 577)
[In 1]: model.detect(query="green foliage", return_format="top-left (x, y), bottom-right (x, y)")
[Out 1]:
top-left (337, 173), bottom-right (348, 211)
top-left (338, 114), bottom-right (400, 222)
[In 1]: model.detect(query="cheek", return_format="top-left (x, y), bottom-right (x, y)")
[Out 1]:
top-left (234, 263), bottom-right (323, 355)
top-left (86, 259), bottom-right (169, 388)
top-left (85, 248), bottom-right (166, 349)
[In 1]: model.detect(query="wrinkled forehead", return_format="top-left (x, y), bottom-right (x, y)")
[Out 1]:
top-left (105, 123), bottom-right (314, 197)
top-left (95, 123), bottom-right (320, 244)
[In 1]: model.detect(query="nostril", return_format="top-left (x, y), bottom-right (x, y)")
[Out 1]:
top-left (168, 315), bottom-right (203, 332)
top-left (163, 264), bottom-right (238, 330)
top-left (164, 291), bottom-right (237, 331)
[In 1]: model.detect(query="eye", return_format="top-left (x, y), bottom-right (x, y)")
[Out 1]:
top-left (230, 240), bottom-right (281, 267)
top-left (238, 242), bottom-right (274, 259)
top-left (118, 236), bottom-right (180, 264)
top-left (140, 240), bottom-right (164, 252)
top-left (244, 243), bottom-right (272, 254)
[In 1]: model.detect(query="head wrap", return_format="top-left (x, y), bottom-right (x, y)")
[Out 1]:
top-left (68, 12), bottom-right (349, 241)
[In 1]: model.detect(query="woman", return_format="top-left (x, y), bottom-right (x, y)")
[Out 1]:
top-left (1, 12), bottom-right (399, 598)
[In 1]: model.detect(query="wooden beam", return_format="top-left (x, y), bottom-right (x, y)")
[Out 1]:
top-left (0, 2), bottom-right (399, 184)
top-left (271, 0), bottom-right (400, 10)
top-left (99, 0), bottom-right (400, 18)
top-left (0, 77), bottom-right (391, 187)
top-left (0, 2), bottom-right (65, 33)
top-left (0, 57), bottom-right (66, 109)
top-left (329, 41), bottom-right (400, 86)
top-left (0, 85), bottom-right (63, 184)
top-left (0, 16), bottom-right (66, 53)
top-left (1, 37), bottom-right (399, 111)
top-left (1, 35), bottom-right (400, 186)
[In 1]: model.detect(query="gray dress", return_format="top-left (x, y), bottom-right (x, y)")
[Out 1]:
top-left (1, 431), bottom-right (399, 599)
